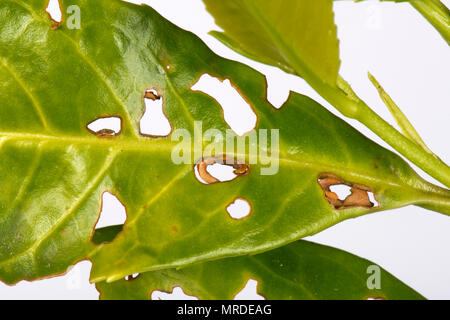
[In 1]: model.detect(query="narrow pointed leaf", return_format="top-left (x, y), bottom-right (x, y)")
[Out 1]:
top-left (368, 73), bottom-right (434, 155)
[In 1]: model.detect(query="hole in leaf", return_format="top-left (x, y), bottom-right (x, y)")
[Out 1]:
top-left (46, 0), bottom-right (62, 27)
top-left (227, 198), bottom-right (251, 220)
top-left (234, 279), bottom-right (265, 300)
top-left (124, 273), bottom-right (140, 281)
top-left (318, 175), bottom-right (378, 210)
top-left (140, 89), bottom-right (171, 137)
top-left (366, 297), bottom-right (386, 300)
top-left (87, 117), bottom-right (121, 137)
top-left (329, 184), bottom-right (352, 201)
top-left (194, 156), bottom-right (249, 184)
top-left (151, 287), bottom-right (198, 300)
top-left (94, 192), bottom-right (127, 230)
top-left (191, 74), bottom-right (257, 136)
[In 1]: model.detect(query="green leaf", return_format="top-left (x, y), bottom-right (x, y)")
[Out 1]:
top-left (204, 0), bottom-right (341, 86)
top-left (96, 232), bottom-right (424, 300)
top-left (0, 0), bottom-right (449, 285)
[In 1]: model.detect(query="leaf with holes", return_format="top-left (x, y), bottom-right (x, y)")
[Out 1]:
top-left (95, 233), bottom-right (424, 300)
top-left (0, 0), bottom-right (449, 286)
top-left (204, 0), bottom-right (341, 84)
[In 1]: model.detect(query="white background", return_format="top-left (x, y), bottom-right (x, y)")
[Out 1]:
top-left (0, 0), bottom-right (449, 300)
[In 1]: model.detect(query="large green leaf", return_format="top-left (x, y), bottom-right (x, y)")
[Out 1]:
top-left (96, 234), bottom-right (424, 300)
top-left (0, 0), bottom-right (449, 285)
top-left (204, 0), bottom-right (341, 85)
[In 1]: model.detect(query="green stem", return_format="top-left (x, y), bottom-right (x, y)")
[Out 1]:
top-left (410, 0), bottom-right (450, 44)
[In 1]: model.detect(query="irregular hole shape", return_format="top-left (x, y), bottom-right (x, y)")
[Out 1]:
top-left (87, 117), bottom-right (121, 137)
top-left (366, 297), bottom-right (386, 300)
top-left (124, 273), bottom-right (140, 281)
top-left (151, 287), bottom-right (198, 300)
top-left (46, 0), bottom-right (62, 24)
top-left (194, 156), bottom-right (249, 184)
top-left (234, 279), bottom-right (265, 300)
top-left (140, 89), bottom-right (171, 137)
top-left (318, 175), bottom-right (377, 210)
top-left (226, 198), bottom-right (251, 220)
top-left (191, 74), bottom-right (257, 136)
top-left (94, 192), bottom-right (127, 230)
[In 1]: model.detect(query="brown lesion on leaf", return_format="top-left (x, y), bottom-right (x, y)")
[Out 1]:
top-left (196, 155), bottom-right (250, 185)
top-left (170, 225), bottom-right (179, 234)
top-left (318, 174), bottom-right (377, 210)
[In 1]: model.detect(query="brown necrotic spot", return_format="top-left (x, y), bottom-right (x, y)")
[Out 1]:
top-left (144, 90), bottom-right (160, 101)
top-left (150, 287), bottom-right (198, 300)
top-left (195, 155), bottom-right (249, 184)
top-left (87, 116), bottom-right (121, 137)
top-left (318, 174), bottom-right (378, 209)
